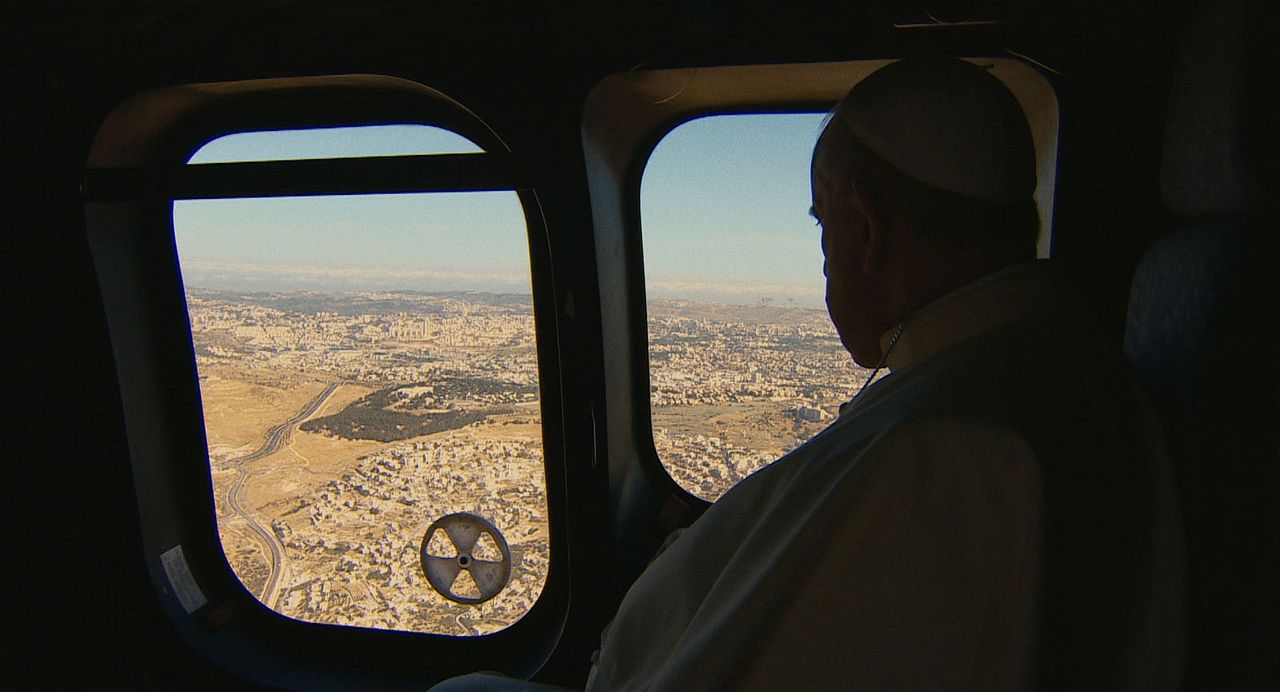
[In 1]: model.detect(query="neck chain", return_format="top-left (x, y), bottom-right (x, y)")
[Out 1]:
top-left (844, 318), bottom-right (908, 412)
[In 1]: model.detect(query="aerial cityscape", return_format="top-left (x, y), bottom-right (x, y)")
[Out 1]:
top-left (189, 287), bottom-right (869, 636)
top-left (647, 299), bottom-right (871, 499)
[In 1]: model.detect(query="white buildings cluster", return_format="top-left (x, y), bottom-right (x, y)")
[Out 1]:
top-left (189, 289), bottom-right (864, 634)
top-left (646, 308), bottom-right (871, 498)
top-left (647, 311), bottom-right (863, 409)
top-left (273, 435), bottom-right (549, 635)
top-left (187, 291), bottom-right (538, 388)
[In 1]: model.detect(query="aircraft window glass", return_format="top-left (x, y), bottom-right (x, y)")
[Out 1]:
top-left (641, 114), bottom-right (875, 501)
top-left (174, 127), bottom-right (547, 636)
top-left (187, 124), bottom-right (483, 164)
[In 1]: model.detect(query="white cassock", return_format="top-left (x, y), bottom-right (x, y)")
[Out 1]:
top-left (585, 260), bottom-right (1184, 691)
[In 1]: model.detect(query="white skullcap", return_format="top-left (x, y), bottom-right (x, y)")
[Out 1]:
top-left (837, 57), bottom-right (1036, 204)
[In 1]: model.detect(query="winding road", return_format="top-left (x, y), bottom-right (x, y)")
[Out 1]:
top-left (226, 381), bottom-right (341, 609)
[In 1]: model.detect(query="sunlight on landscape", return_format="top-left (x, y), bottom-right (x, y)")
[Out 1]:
top-left (185, 284), bottom-right (549, 635)
top-left (177, 125), bottom-right (547, 636)
top-left (176, 115), bottom-right (871, 634)
top-left (643, 114), bottom-right (875, 501)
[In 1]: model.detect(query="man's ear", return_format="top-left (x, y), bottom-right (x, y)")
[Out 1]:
top-left (851, 178), bottom-right (890, 275)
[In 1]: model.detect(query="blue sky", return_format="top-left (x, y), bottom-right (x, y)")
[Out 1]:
top-left (642, 113), bottom-right (826, 306)
top-left (175, 116), bottom-right (829, 306)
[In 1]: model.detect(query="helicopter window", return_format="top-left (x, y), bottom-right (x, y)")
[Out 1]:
top-left (641, 113), bottom-right (876, 501)
top-left (641, 96), bottom-right (1056, 501)
top-left (173, 126), bottom-right (549, 636)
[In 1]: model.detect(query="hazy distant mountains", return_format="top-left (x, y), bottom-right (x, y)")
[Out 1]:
top-left (187, 287), bottom-right (532, 316)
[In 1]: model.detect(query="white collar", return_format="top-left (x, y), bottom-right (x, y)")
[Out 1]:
top-left (879, 260), bottom-right (1071, 372)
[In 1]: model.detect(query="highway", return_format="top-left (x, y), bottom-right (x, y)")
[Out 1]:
top-left (225, 381), bottom-right (340, 610)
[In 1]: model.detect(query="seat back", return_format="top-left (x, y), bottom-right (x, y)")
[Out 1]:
top-left (1123, 1), bottom-right (1279, 688)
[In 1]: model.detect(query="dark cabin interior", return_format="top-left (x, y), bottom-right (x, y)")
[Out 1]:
top-left (7, 1), bottom-right (1275, 688)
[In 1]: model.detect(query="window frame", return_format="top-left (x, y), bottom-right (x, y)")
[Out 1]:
top-left (581, 58), bottom-right (1060, 577)
top-left (84, 75), bottom-right (572, 687)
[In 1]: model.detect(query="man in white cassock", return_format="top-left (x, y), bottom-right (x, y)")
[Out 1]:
top-left (435, 57), bottom-right (1184, 691)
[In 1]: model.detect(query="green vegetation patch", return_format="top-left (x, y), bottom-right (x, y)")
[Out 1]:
top-left (301, 386), bottom-right (489, 442)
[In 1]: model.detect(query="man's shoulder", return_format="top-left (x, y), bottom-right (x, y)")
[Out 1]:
top-left (814, 412), bottom-right (1040, 479)
top-left (748, 411), bottom-right (1044, 524)
top-left (855, 309), bottom-right (1129, 422)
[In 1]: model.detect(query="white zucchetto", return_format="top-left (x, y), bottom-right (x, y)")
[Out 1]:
top-left (837, 57), bottom-right (1036, 204)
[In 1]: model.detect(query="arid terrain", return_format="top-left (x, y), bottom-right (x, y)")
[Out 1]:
top-left (190, 288), bottom-right (868, 636)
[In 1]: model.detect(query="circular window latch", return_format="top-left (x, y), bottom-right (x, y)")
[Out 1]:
top-left (420, 513), bottom-right (512, 604)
